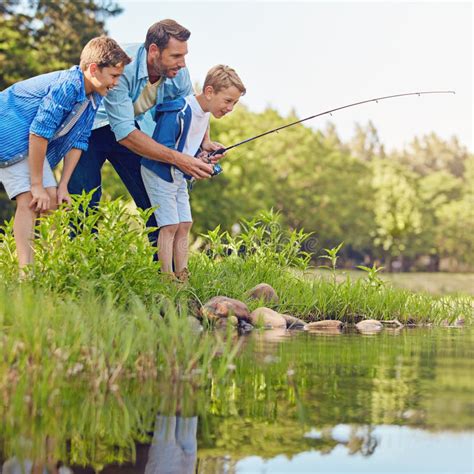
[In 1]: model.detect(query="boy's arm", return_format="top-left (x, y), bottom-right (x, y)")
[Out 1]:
top-left (57, 148), bottom-right (82, 205)
top-left (28, 134), bottom-right (51, 212)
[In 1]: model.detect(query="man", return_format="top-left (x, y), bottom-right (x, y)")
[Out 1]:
top-left (68, 20), bottom-right (219, 243)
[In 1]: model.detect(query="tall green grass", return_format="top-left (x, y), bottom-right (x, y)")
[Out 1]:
top-left (0, 196), bottom-right (471, 324)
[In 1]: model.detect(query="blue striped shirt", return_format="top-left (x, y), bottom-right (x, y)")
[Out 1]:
top-left (0, 66), bottom-right (102, 169)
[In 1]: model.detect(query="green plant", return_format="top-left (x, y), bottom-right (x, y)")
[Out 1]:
top-left (357, 263), bottom-right (386, 289)
top-left (319, 242), bottom-right (344, 286)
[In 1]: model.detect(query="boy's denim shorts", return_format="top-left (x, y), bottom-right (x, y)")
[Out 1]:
top-left (0, 157), bottom-right (57, 199)
top-left (141, 165), bottom-right (192, 227)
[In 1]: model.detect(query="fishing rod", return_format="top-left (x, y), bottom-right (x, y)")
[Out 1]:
top-left (208, 90), bottom-right (455, 174)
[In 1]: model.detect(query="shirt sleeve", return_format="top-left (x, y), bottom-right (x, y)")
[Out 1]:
top-left (29, 80), bottom-right (79, 140)
top-left (179, 68), bottom-right (194, 96)
top-left (73, 127), bottom-right (92, 152)
top-left (103, 73), bottom-right (137, 142)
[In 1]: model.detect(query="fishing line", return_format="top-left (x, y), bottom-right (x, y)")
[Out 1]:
top-left (207, 90), bottom-right (455, 174)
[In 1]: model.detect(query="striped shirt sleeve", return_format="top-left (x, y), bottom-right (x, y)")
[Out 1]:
top-left (29, 80), bottom-right (80, 140)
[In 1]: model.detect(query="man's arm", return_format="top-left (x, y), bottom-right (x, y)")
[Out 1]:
top-left (119, 130), bottom-right (213, 179)
top-left (104, 68), bottom-right (213, 179)
top-left (57, 148), bottom-right (82, 204)
top-left (28, 134), bottom-right (51, 212)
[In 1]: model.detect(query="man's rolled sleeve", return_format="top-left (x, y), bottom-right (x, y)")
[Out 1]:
top-left (29, 81), bottom-right (79, 140)
top-left (103, 75), bottom-right (137, 142)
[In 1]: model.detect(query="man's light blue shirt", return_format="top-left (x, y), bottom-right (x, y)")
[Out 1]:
top-left (93, 43), bottom-right (193, 140)
top-left (0, 66), bottom-right (102, 169)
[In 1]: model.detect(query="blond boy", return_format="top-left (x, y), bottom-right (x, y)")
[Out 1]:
top-left (141, 65), bottom-right (246, 279)
top-left (0, 37), bottom-right (131, 270)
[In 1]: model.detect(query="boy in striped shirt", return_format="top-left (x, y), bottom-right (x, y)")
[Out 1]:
top-left (0, 37), bottom-right (130, 271)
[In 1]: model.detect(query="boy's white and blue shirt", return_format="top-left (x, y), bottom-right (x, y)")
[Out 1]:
top-left (0, 66), bottom-right (102, 169)
top-left (141, 97), bottom-right (193, 183)
top-left (94, 43), bottom-right (193, 140)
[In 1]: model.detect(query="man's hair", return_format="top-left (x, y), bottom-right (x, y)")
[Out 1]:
top-left (80, 36), bottom-right (131, 70)
top-left (144, 19), bottom-right (191, 52)
top-left (203, 65), bottom-right (246, 95)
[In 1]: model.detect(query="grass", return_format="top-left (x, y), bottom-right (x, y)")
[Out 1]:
top-left (0, 197), bottom-right (471, 326)
top-left (310, 269), bottom-right (474, 296)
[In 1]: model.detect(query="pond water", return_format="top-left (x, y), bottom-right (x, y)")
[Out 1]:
top-left (1, 327), bottom-right (473, 473)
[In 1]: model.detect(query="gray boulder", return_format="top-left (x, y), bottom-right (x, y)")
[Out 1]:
top-left (356, 319), bottom-right (383, 333)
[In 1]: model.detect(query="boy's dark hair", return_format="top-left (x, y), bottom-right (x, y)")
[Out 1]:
top-left (80, 36), bottom-right (131, 70)
top-left (144, 19), bottom-right (191, 52)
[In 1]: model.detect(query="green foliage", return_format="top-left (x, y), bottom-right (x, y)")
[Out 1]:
top-left (0, 0), bottom-right (122, 89)
top-left (0, 193), bottom-right (167, 304)
top-left (201, 209), bottom-right (312, 270)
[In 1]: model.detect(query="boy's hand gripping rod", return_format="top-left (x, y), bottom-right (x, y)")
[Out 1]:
top-left (208, 90), bottom-right (455, 175)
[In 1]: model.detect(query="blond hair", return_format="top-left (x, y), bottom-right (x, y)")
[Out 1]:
top-left (203, 65), bottom-right (246, 95)
top-left (80, 36), bottom-right (131, 70)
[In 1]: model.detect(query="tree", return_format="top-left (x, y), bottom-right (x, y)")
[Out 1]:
top-left (370, 158), bottom-right (423, 268)
top-left (0, 0), bottom-right (122, 89)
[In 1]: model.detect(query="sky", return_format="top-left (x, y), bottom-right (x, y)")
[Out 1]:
top-left (107, 1), bottom-right (473, 152)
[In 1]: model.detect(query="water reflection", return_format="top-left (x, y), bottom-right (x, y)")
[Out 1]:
top-left (0, 327), bottom-right (472, 472)
top-left (144, 415), bottom-right (197, 474)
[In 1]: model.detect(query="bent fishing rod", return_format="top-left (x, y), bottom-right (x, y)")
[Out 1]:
top-left (208, 90), bottom-right (455, 173)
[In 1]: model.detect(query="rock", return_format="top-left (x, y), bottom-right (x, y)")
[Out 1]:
top-left (248, 283), bottom-right (279, 303)
top-left (200, 296), bottom-right (251, 322)
top-left (304, 320), bottom-right (343, 331)
top-left (187, 316), bottom-right (203, 332)
top-left (356, 319), bottom-right (383, 333)
top-left (238, 320), bottom-right (254, 332)
top-left (281, 314), bottom-right (306, 330)
top-left (250, 307), bottom-right (287, 329)
top-left (215, 315), bottom-right (239, 329)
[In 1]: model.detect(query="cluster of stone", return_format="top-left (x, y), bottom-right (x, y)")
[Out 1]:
top-left (195, 283), bottom-right (398, 334)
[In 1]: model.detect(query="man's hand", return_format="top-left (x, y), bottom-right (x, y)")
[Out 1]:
top-left (176, 154), bottom-right (214, 179)
top-left (29, 184), bottom-right (50, 212)
top-left (57, 185), bottom-right (72, 206)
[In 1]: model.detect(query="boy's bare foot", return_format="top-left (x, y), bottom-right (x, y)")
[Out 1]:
top-left (175, 268), bottom-right (190, 283)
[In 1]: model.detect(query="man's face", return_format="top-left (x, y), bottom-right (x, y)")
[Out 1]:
top-left (206, 86), bottom-right (242, 119)
top-left (89, 64), bottom-right (124, 96)
top-left (149, 37), bottom-right (188, 78)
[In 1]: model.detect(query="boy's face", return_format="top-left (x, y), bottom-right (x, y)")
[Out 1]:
top-left (205, 86), bottom-right (242, 118)
top-left (89, 64), bottom-right (124, 96)
top-left (148, 38), bottom-right (188, 78)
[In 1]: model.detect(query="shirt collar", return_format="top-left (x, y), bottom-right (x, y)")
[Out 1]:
top-left (72, 66), bottom-right (87, 102)
top-left (137, 44), bottom-right (149, 81)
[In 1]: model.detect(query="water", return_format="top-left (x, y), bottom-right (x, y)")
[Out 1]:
top-left (1, 327), bottom-right (473, 473)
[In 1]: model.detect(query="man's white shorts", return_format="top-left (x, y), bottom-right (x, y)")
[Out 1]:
top-left (0, 158), bottom-right (57, 199)
top-left (141, 165), bottom-right (192, 227)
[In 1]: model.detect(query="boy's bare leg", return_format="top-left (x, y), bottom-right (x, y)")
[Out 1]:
top-left (157, 224), bottom-right (179, 274)
top-left (174, 221), bottom-right (192, 274)
top-left (44, 187), bottom-right (58, 212)
top-left (13, 192), bottom-right (37, 268)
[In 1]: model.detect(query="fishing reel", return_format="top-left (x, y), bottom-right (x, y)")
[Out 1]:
top-left (208, 148), bottom-right (226, 177)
